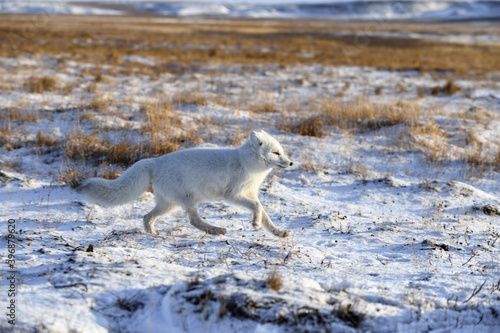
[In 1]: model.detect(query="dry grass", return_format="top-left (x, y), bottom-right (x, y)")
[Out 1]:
top-left (0, 127), bottom-right (18, 150)
top-left (345, 159), bottom-right (372, 181)
top-left (408, 118), bottom-right (500, 177)
top-left (410, 119), bottom-right (452, 164)
top-left (1, 107), bottom-right (40, 123)
top-left (176, 92), bottom-right (209, 107)
top-left (412, 119), bottom-right (446, 138)
top-left (62, 130), bottom-right (181, 168)
top-left (58, 166), bottom-right (85, 189)
top-left (23, 76), bottom-right (57, 94)
top-left (321, 98), bottom-right (416, 130)
top-left (397, 84), bottom-right (407, 93)
top-left (95, 162), bottom-right (122, 180)
top-left (140, 97), bottom-right (177, 134)
top-left (301, 154), bottom-right (321, 174)
top-left (0, 93), bottom-right (207, 187)
top-left (265, 270), bottom-right (283, 291)
top-left (431, 79), bottom-right (461, 96)
top-left (495, 146), bottom-right (500, 171)
top-left (57, 161), bottom-right (122, 189)
top-left (417, 86), bottom-right (426, 99)
top-left (282, 98), bottom-right (418, 137)
top-left (290, 117), bottom-right (326, 137)
top-left (252, 102), bottom-right (279, 113)
top-left (47, 95), bottom-right (205, 187)
top-left (1, 16), bottom-right (500, 75)
top-left (36, 129), bottom-right (57, 147)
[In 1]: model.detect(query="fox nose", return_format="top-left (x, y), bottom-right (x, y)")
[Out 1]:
top-left (289, 162), bottom-right (293, 166)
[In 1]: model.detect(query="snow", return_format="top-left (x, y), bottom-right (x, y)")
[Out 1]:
top-left (0, 1), bottom-right (124, 16)
top-left (1, 1), bottom-right (500, 21)
top-left (0, 52), bottom-right (499, 332)
top-left (134, 1), bottom-right (500, 20)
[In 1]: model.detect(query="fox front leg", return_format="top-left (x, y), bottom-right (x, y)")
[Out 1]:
top-left (226, 194), bottom-right (263, 230)
top-left (262, 210), bottom-right (290, 238)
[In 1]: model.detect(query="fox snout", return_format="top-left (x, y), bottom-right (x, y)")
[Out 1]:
top-left (280, 157), bottom-right (293, 168)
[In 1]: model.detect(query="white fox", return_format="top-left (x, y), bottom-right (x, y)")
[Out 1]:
top-left (77, 130), bottom-right (292, 238)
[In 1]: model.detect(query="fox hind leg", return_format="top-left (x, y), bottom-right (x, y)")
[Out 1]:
top-left (187, 206), bottom-right (227, 235)
top-left (143, 197), bottom-right (176, 235)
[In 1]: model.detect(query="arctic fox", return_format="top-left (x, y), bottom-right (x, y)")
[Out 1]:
top-left (77, 130), bottom-right (293, 238)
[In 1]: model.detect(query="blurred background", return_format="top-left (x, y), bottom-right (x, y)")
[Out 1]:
top-left (1, 0), bottom-right (500, 21)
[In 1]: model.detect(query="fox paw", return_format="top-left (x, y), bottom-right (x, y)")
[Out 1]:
top-left (208, 227), bottom-right (227, 236)
top-left (278, 230), bottom-right (290, 238)
top-left (145, 228), bottom-right (159, 235)
top-left (252, 222), bottom-right (262, 230)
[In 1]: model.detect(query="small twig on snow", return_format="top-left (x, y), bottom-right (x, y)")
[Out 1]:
top-left (463, 280), bottom-right (486, 304)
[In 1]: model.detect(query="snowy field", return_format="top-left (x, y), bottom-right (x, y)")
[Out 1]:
top-left (0, 15), bottom-right (499, 333)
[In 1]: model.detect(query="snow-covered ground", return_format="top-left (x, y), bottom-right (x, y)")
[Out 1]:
top-left (0, 51), bottom-right (499, 332)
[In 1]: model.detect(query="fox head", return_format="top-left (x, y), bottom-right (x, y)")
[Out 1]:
top-left (249, 130), bottom-right (293, 169)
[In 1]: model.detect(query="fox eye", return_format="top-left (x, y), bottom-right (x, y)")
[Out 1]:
top-left (273, 152), bottom-right (280, 156)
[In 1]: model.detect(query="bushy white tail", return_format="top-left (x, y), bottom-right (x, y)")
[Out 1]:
top-left (77, 159), bottom-right (153, 207)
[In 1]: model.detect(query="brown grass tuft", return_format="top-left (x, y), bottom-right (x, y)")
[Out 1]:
top-left (291, 117), bottom-right (325, 137)
top-left (62, 129), bottom-right (186, 169)
top-left (431, 79), bottom-right (461, 96)
top-left (417, 86), bottom-right (426, 98)
top-left (177, 92), bottom-right (209, 107)
top-left (336, 303), bottom-right (364, 328)
top-left (57, 161), bottom-right (86, 189)
top-left (410, 119), bottom-right (449, 162)
top-left (283, 98), bottom-right (418, 137)
top-left (37, 129), bottom-right (57, 147)
top-left (252, 102), bottom-right (278, 113)
top-left (444, 79), bottom-right (460, 95)
top-left (265, 270), bottom-right (283, 291)
top-left (96, 163), bottom-right (122, 180)
top-left (1, 107), bottom-right (40, 123)
top-left (23, 76), bottom-right (57, 94)
top-left (0, 127), bottom-right (19, 150)
top-left (322, 98), bottom-right (416, 131)
top-left (301, 153), bottom-right (320, 174)
top-left (141, 98), bottom-right (177, 134)
top-left (495, 146), bottom-right (500, 171)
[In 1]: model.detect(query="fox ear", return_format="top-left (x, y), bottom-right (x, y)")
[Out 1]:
top-left (250, 131), bottom-right (263, 146)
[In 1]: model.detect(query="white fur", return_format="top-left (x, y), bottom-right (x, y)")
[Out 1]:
top-left (77, 130), bottom-right (292, 237)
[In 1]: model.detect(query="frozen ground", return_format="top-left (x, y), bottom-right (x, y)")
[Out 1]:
top-left (0, 53), bottom-right (499, 332)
